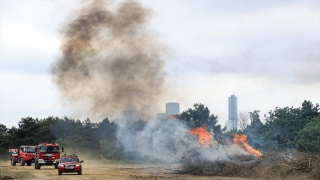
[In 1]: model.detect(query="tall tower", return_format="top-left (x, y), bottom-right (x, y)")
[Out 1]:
top-left (166, 102), bottom-right (180, 116)
top-left (228, 93), bottom-right (238, 130)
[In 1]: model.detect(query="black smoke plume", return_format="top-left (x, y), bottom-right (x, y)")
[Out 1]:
top-left (51, 0), bottom-right (166, 121)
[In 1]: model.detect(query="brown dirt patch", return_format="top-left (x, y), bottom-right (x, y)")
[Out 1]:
top-left (0, 160), bottom-right (248, 180)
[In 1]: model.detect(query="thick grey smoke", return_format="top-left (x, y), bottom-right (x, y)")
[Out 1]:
top-left (117, 119), bottom-right (247, 163)
top-left (51, 0), bottom-right (166, 120)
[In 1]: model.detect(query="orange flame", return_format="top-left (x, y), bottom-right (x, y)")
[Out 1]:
top-left (190, 126), bottom-right (212, 147)
top-left (233, 134), bottom-right (262, 156)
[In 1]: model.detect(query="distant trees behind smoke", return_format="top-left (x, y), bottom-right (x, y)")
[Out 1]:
top-left (0, 100), bottom-right (319, 160)
top-left (236, 100), bottom-right (320, 153)
top-left (176, 103), bottom-right (224, 141)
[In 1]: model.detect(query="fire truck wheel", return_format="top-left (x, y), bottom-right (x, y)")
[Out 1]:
top-left (11, 159), bottom-right (16, 166)
top-left (27, 162), bottom-right (32, 166)
top-left (54, 164), bottom-right (58, 169)
top-left (58, 170), bottom-right (62, 175)
top-left (78, 169), bottom-right (82, 175)
top-left (20, 158), bottom-right (25, 166)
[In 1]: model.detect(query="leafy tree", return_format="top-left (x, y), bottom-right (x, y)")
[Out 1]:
top-left (51, 117), bottom-right (88, 150)
top-left (96, 118), bottom-right (117, 140)
top-left (296, 117), bottom-right (320, 153)
top-left (0, 116), bottom-right (123, 160)
top-left (248, 110), bottom-right (263, 132)
top-left (0, 124), bottom-right (7, 135)
top-left (14, 117), bottom-right (58, 145)
top-left (301, 100), bottom-right (320, 120)
top-left (0, 124), bottom-right (8, 157)
top-left (15, 117), bottom-right (39, 145)
top-left (243, 110), bottom-right (264, 149)
top-left (1, 126), bottom-right (19, 152)
top-left (96, 118), bottom-right (121, 159)
top-left (178, 103), bottom-right (217, 128)
top-left (262, 101), bottom-right (319, 151)
top-left (50, 117), bottom-right (121, 159)
top-left (80, 118), bottom-right (99, 150)
top-left (177, 103), bottom-right (222, 140)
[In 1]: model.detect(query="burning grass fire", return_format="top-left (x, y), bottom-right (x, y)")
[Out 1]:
top-left (232, 134), bottom-right (263, 157)
top-left (177, 126), bottom-right (320, 179)
top-left (190, 127), bottom-right (262, 157)
top-left (190, 127), bottom-right (213, 147)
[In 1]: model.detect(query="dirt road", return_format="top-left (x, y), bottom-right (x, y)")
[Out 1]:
top-left (0, 160), bottom-right (247, 180)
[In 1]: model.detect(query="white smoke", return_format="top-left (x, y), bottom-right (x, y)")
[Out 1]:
top-left (117, 118), bottom-right (247, 163)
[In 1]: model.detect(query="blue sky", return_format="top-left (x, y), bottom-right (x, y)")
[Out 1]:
top-left (1, 0), bottom-right (319, 128)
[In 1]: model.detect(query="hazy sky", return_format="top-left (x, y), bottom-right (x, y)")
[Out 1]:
top-left (1, 0), bottom-right (319, 128)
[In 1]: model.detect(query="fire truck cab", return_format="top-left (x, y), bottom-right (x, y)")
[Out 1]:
top-left (34, 142), bottom-right (64, 169)
top-left (9, 145), bottom-right (36, 166)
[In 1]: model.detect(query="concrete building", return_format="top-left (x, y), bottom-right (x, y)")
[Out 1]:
top-left (165, 102), bottom-right (180, 116)
top-left (227, 94), bottom-right (238, 131)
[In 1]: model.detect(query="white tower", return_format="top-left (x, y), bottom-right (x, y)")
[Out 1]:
top-left (228, 93), bottom-right (238, 130)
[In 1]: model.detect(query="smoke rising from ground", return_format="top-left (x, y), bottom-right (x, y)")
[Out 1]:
top-left (117, 119), bottom-right (247, 163)
top-left (51, 0), bottom-right (166, 120)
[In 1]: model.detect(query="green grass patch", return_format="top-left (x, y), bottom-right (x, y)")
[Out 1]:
top-left (0, 168), bottom-right (35, 179)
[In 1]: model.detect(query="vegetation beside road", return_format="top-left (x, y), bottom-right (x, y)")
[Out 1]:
top-left (0, 100), bottom-right (319, 161)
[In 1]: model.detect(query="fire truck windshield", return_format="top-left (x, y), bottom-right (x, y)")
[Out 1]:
top-left (26, 147), bottom-right (35, 153)
top-left (39, 146), bottom-right (59, 153)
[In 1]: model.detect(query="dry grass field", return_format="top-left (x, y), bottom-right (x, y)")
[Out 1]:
top-left (0, 160), bottom-right (246, 180)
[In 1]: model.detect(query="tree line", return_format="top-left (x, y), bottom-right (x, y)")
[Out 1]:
top-left (238, 100), bottom-right (320, 153)
top-left (0, 117), bottom-right (121, 160)
top-left (0, 100), bottom-right (319, 160)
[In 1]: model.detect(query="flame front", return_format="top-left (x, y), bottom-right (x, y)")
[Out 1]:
top-left (233, 134), bottom-right (262, 156)
top-left (190, 127), bottom-right (212, 147)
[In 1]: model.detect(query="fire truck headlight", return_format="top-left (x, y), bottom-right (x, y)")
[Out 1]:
top-left (59, 164), bottom-right (64, 167)
top-left (76, 164), bottom-right (80, 167)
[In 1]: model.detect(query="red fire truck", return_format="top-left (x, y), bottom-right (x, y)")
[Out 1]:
top-left (34, 142), bottom-right (64, 169)
top-left (9, 145), bottom-right (36, 166)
